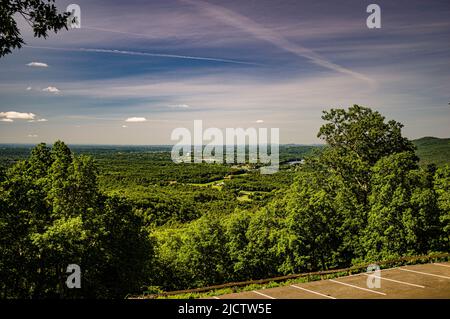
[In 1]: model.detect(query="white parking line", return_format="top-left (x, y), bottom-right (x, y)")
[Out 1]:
top-left (290, 285), bottom-right (337, 299)
top-left (252, 290), bottom-right (276, 299)
top-left (433, 263), bottom-right (450, 268)
top-left (399, 268), bottom-right (450, 279)
top-left (380, 267), bottom-right (399, 272)
top-left (363, 273), bottom-right (425, 288)
top-left (329, 279), bottom-right (387, 295)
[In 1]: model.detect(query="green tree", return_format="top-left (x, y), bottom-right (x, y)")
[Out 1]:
top-left (178, 215), bottom-right (230, 287)
top-left (317, 105), bottom-right (416, 206)
top-left (364, 152), bottom-right (441, 260)
top-left (280, 105), bottom-right (423, 269)
top-left (318, 105), bottom-right (415, 165)
top-left (282, 169), bottom-right (343, 272)
top-left (434, 165), bottom-right (450, 247)
top-left (82, 196), bottom-right (154, 298)
top-left (28, 143), bottom-right (52, 178)
top-left (30, 216), bottom-right (87, 298)
top-left (242, 208), bottom-right (284, 278)
top-left (224, 210), bottom-right (252, 280)
top-left (0, 0), bottom-right (70, 57)
top-left (0, 141), bottom-right (155, 298)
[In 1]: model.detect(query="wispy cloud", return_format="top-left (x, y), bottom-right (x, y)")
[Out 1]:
top-left (2, 0), bottom-right (447, 144)
top-left (168, 104), bottom-right (190, 108)
top-left (24, 45), bottom-right (258, 66)
top-left (28, 118), bottom-right (48, 123)
top-left (181, 0), bottom-right (374, 85)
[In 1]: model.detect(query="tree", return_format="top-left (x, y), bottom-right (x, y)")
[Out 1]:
top-left (282, 168), bottom-right (345, 273)
top-left (318, 105), bottom-right (415, 166)
top-left (317, 105), bottom-right (416, 207)
top-left (242, 208), bottom-right (284, 278)
top-left (363, 152), bottom-right (441, 260)
top-left (30, 216), bottom-right (87, 298)
top-left (28, 143), bottom-right (52, 178)
top-left (0, 141), bottom-right (155, 298)
top-left (82, 196), bottom-right (155, 298)
top-left (280, 105), bottom-right (425, 269)
top-left (0, 0), bottom-right (70, 57)
top-left (178, 215), bottom-right (230, 287)
top-left (224, 209), bottom-right (252, 280)
top-left (434, 165), bottom-right (450, 247)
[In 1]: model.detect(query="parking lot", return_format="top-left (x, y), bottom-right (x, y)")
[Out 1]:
top-left (213, 262), bottom-right (450, 299)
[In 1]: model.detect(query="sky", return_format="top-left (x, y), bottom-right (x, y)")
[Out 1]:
top-left (0, 0), bottom-right (449, 145)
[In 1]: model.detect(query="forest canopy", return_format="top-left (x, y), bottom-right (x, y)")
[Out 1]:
top-left (0, 105), bottom-right (448, 298)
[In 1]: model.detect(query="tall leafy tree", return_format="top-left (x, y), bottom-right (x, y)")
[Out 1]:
top-left (281, 105), bottom-right (423, 270)
top-left (178, 215), bottom-right (230, 287)
top-left (317, 105), bottom-right (416, 207)
top-left (434, 166), bottom-right (450, 247)
top-left (0, 141), bottom-right (155, 298)
top-left (364, 152), bottom-right (441, 260)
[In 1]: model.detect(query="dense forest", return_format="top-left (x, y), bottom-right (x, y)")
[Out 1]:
top-left (0, 105), bottom-right (449, 298)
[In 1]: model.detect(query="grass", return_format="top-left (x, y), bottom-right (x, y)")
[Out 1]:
top-left (237, 190), bottom-right (254, 202)
top-left (188, 179), bottom-right (225, 187)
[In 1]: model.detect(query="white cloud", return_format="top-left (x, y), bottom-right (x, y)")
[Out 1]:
top-left (169, 104), bottom-right (190, 108)
top-left (28, 119), bottom-right (47, 122)
top-left (125, 117), bottom-right (147, 122)
top-left (27, 134), bottom-right (38, 138)
top-left (256, 119), bottom-right (264, 123)
top-left (26, 86), bottom-right (32, 91)
top-left (0, 111), bottom-right (36, 120)
top-left (122, 125), bottom-right (128, 128)
top-left (27, 62), bottom-right (48, 68)
top-left (42, 86), bottom-right (60, 94)
top-left (1, 118), bottom-right (14, 122)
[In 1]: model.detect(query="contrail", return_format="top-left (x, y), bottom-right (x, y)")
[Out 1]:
top-left (24, 45), bottom-right (259, 66)
top-left (83, 26), bottom-right (161, 40)
top-left (181, 0), bottom-right (375, 86)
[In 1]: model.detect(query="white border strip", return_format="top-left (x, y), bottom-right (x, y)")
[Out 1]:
top-left (290, 284), bottom-right (337, 299)
top-left (252, 290), bottom-right (276, 299)
top-left (329, 279), bottom-right (387, 295)
top-left (433, 263), bottom-right (450, 268)
top-left (399, 268), bottom-right (450, 279)
top-left (363, 274), bottom-right (425, 288)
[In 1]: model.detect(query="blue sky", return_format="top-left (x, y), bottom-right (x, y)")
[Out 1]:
top-left (0, 0), bottom-right (449, 144)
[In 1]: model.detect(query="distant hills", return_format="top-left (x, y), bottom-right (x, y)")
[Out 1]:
top-left (0, 137), bottom-right (448, 168)
top-left (413, 136), bottom-right (450, 167)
